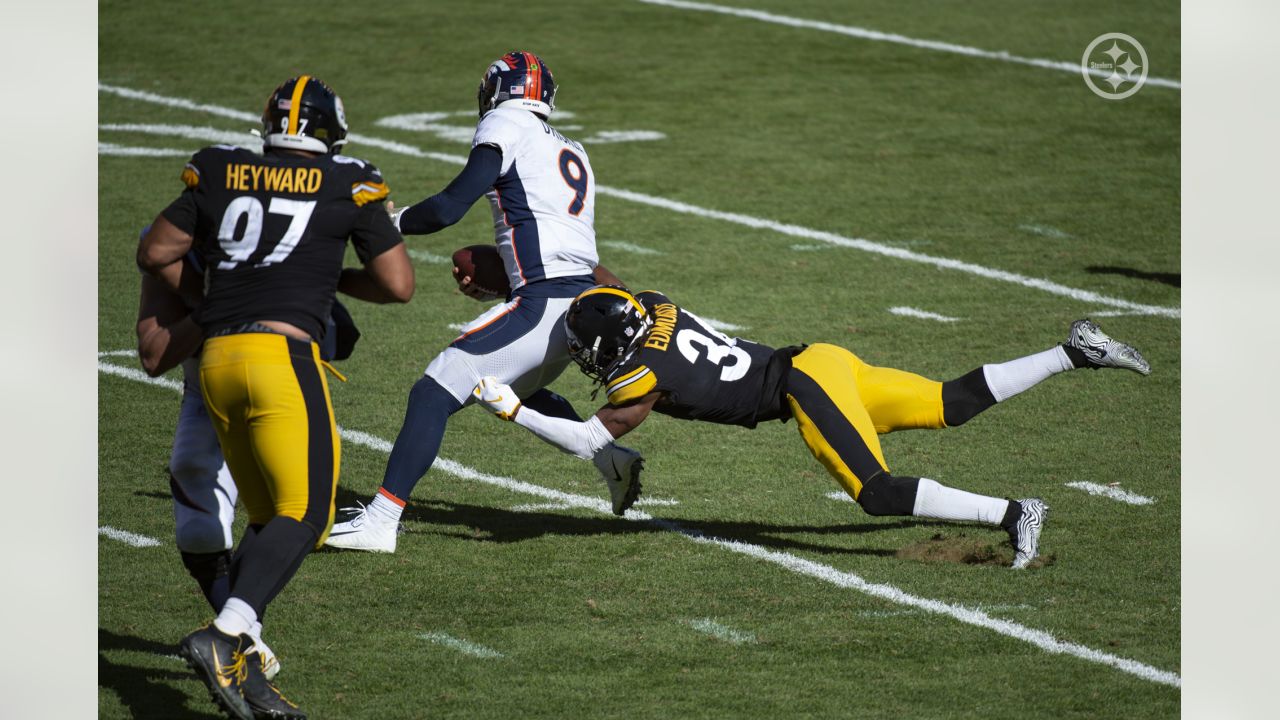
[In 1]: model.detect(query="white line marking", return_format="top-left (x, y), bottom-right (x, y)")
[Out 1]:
top-left (634, 497), bottom-right (680, 507)
top-left (408, 248), bottom-right (450, 264)
top-left (790, 243), bottom-right (826, 251)
top-left (98, 142), bottom-right (191, 157)
top-left (99, 526), bottom-right (163, 548)
top-left (1064, 482), bottom-right (1155, 506)
top-left (1018, 224), bottom-right (1074, 240)
top-left (99, 359), bottom-right (1179, 687)
top-left (687, 618), bottom-right (757, 644)
top-left (98, 84), bottom-right (1179, 319)
top-left (100, 123), bottom-right (256, 148)
top-left (592, 185), bottom-right (1179, 318)
top-left (699, 317), bottom-right (746, 333)
top-left (97, 349), bottom-right (138, 358)
top-left (417, 632), bottom-right (504, 659)
top-left (826, 491), bottom-right (854, 503)
top-left (97, 360), bottom-right (183, 391)
top-left (446, 322), bottom-right (466, 333)
top-left (600, 239), bottom-right (664, 256)
top-left (580, 130), bottom-right (667, 144)
top-left (636, 0), bottom-right (1180, 90)
top-left (511, 502), bottom-right (575, 513)
top-left (888, 306), bottom-right (961, 323)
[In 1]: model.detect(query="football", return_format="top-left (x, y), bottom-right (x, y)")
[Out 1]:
top-left (451, 244), bottom-right (511, 297)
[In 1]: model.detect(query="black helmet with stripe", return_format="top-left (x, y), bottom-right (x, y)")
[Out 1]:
top-left (564, 285), bottom-right (649, 383)
top-left (261, 76), bottom-right (348, 154)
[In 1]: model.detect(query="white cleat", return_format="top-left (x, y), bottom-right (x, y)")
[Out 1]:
top-left (592, 444), bottom-right (644, 516)
top-left (323, 503), bottom-right (400, 553)
top-left (1066, 319), bottom-right (1151, 375)
top-left (247, 636), bottom-right (280, 680)
top-left (1007, 498), bottom-right (1049, 569)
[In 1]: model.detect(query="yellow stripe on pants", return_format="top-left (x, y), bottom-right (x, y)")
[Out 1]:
top-left (786, 343), bottom-right (946, 501)
top-left (198, 332), bottom-right (340, 544)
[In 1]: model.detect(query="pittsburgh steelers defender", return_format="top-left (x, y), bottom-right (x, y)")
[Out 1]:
top-left (326, 51), bottom-right (643, 554)
top-left (136, 238), bottom-right (362, 682)
top-left (474, 286), bottom-right (1152, 569)
top-left (137, 76), bottom-right (413, 720)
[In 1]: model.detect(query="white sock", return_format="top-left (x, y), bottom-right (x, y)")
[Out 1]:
top-left (912, 478), bottom-right (1011, 525)
top-left (369, 490), bottom-right (405, 523)
top-left (214, 597), bottom-right (258, 637)
top-left (981, 346), bottom-right (1073, 402)
top-left (247, 621), bottom-right (264, 649)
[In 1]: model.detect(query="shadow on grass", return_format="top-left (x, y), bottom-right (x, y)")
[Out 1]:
top-left (1085, 265), bottom-right (1180, 288)
top-left (327, 483), bottom-right (956, 558)
top-left (98, 628), bottom-right (221, 719)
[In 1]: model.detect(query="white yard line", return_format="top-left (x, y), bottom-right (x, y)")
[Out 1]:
top-left (407, 248), bottom-right (450, 265)
top-left (97, 85), bottom-right (1180, 318)
top-left (634, 497), bottom-right (680, 507)
top-left (99, 358), bottom-right (1180, 688)
top-left (99, 142), bottom-right (191, 157)
top-left (687, 618), bottom-right (757, 644)
top-left (600, 239), bottom-right (664, 256)
top-left (511, 502), bottom-right (576, 513)
top-left (1064, 482), bottom-right (1155, 506)
top-left (635, 0), bottom-right (1180, 90)
top-left (417, 632), bottom-right (504, 659)
top-left (99, 526), bottom-right (163, 548)
top-left (1018, 224), bottom-right (1074, 240)
top-left (699, 317), bottom-right (746, 333)
top-left (826, 491), bottom-right (854, 503)
top-left (888, 306), bottom-right (960, 323)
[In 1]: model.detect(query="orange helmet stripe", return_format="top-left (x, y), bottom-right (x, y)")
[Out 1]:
top-left (523, 51), bottom-right (540, 101)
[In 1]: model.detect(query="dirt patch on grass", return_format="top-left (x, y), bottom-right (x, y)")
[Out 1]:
top-left (896, 532), bottom-right (1054, 568)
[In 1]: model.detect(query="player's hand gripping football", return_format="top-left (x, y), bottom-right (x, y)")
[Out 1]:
top-left (385, 199), bottom-right (406, 231)
top-left (473, 376), bottom-right (522, 421)
top-left (454, 272), bottom-right (502, 301)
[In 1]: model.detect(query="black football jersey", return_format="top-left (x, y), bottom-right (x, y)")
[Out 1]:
top-left (603, 291), bottom-right (798, 428)
top-left (161, 144), bottom-right (402, 340)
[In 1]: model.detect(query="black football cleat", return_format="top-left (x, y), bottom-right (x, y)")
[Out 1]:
top-left (242, 650), bottom-right (307, 719)
top-left (178, 625), bottom-right (254, 720)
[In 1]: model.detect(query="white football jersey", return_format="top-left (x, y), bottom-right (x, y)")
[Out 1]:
top-left (473, 107), bottom-right (598, 290)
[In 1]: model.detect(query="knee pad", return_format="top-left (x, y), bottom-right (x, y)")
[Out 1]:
top-left (856, 473), bottom-right (921, 516)
top-left (174, 509), bottom-right (233, 553)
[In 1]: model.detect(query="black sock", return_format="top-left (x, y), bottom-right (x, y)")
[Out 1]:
top-left (1060, 343), bottom-right (1092, 369)
top-left (228, 516), bottom-right (319, 616)
top-left (942, 368), bottom-right (998, 427)
top-left (1000, 500), bottom-right (1022, 529)
top-left (180, 550), bottom-right (231, 611)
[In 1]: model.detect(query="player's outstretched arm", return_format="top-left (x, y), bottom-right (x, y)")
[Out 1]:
top-left (393, 145), bottom-right (502, 235)
top-left (593, 264), bottom-right (624, 287)
top-left (473, 377), bottom-right (658, 458)
top-left (136, 274), bottom-right (202, 377)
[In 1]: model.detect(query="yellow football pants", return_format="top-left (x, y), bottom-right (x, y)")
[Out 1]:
top-left (199, 333), bottom-right (340, 543)
top-left (786, 343), bottom-right (946, 501)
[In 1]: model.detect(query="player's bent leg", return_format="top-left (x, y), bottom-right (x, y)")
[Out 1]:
top-left (326, 373), bottom-right (462, 553)
top-left (786, 346), bottom-right (889, 501)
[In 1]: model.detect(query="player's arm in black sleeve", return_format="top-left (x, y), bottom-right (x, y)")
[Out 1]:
top-left (396, 144), bottom-right (502, 235)
top-left (338, 203), bottom-right (415, 304)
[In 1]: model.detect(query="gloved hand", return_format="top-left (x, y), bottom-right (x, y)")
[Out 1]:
top-left (473, 376), bottom-right (522, 421)
top-left (385, 200), bottom-right (405, 231)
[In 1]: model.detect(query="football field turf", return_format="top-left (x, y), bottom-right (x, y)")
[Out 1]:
top-left (98, 1), bottom-right (1180, 717)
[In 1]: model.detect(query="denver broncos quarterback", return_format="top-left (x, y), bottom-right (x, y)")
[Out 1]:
top-left (474, 286), bottom-right (1152, 569)
top-left (136, 76), bottom-right (414, 719)
top-left (326, 51), bottom-right (644, 553)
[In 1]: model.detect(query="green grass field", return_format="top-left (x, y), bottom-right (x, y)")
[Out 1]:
top-left (99, 1), bottom-right (1180, 717)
